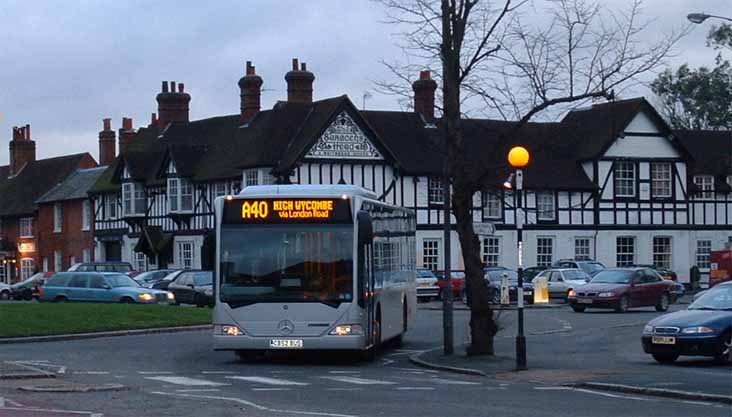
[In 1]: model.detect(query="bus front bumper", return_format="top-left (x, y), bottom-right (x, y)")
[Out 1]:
top-left (213, 333), bottom-right (368, 351)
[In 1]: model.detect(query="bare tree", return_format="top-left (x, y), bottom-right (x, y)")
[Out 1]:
top-left (376, 0), bottom-right (685, 355)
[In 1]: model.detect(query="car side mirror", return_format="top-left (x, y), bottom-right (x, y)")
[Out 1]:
top-left (102, 285), bottom-right (111, 290)
top-left (188, 284), bottom-right (195, 288)
top-left (584, 278), bottom-right (590, 283)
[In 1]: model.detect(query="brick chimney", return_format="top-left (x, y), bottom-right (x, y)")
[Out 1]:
top-left (98, 118), bottom-right (116, 166)
top-left (118, 117), bottom-right (135, 152)
top-left (9, 124), bottom-right (36, 175)
top-left (156, 81), bottom-right (191, 126)
top-left (239, 61), bottom-right (263, 123)
top-left (412, 70), bottom-right (437, 123)
top-left (285, 58), bottom-right (314, 104)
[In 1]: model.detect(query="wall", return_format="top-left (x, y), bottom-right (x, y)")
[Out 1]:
top-left (37, 199), bottom-right (95, 272)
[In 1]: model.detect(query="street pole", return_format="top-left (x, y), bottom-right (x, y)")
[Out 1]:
top-left (443, 171), bottom-right (453, 355)
top-left (515, 169), bottom-right (527, 370)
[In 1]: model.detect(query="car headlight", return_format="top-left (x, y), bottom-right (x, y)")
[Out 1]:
top-left (215, 325), bottom-right (244, 336)
top-left (329, 324), bottom-right (364, 336)
top-left (166, 292), bottom-right (175, 300)
top-left (204, 288), bottom-right (213, 296)
top-left (138, 293), bottom-right (154, 301)
top-left (568, 289), bottom-right (576, 298)
top-left (681, 326), bottom-right (714, 334)
top-left (598, 292), bottom-right (614, 297)
top-left (643, 325), bottom-right (654, 334)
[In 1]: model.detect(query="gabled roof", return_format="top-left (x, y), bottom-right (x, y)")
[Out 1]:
top-left (674, 130), bottom-right (732, 178)
top-left (36, 167), bottom-right (107, 204)
top-left (0, 153), bottom-right (95, 217)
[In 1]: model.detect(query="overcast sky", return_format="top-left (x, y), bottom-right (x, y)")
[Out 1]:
top-left (0, 0), bottom-right (729, 165)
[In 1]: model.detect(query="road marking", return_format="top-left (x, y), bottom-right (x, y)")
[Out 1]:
top-left (326, 388), bottom-right (363, 391)
top-left (429, 377), bottom-right (481, 385)
top-left (391, 367), bottom-right (438, 373)
top-left (534, 386), bottom-right (572, 390)
top-left (226, 376), bottom-right (309, 386)
top-left (150, 391), bottom-right (359, 417)
top-left (682, 400), bottom-right (714, 406)
top-left (574, 388), bottom-right (656, 401)
top-left (201, 371), bottom-right (235, 374)
top-left (73, 371), bottom-right (110, 375)
top-left (252, 388), bottom-right (292, 391)
top-left (396, 387), bottom-right (435, 391)
top-left (138, 371), bottom-right (174, 374)
top-left (320, 376), bottom-right (396, 385)
top-left (328, 370), bottom-right (361, 374)
top-left (145, 376), bottom-right (229, 386)
top-left (175, 389), bottom-right (221, 393)
top-left (0, 405), bottom-right (103, 415)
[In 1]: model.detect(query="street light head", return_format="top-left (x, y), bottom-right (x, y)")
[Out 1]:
top-left (687, 13), bottom-right (710, 24)
top-left (503, 173), bottom-right (514, 189)
top-left (508, 146), bottom-right (530, 168)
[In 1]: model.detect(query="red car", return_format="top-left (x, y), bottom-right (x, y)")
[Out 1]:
top-left (569, 268), bottom-right (674, 313)
top-left (435, 271), bottom-right (465, 300)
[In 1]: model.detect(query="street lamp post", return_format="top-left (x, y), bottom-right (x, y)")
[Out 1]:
top-left (508, 146), bottom-right (530, 370)
top-left (686, 13), bottom-right (732, 24)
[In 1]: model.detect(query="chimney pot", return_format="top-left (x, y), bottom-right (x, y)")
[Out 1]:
top-left (103, 118), bottom-right (111, 130)
top-left (25, 124), bottom-right (30, 140)
top-left (246, 61), bottom-right (255, 75)
top-left (301, 62), bottom-right (307, 71)
top-left (156, 81), bottom-right (191, 126)
top-left (412, 70), bottom-right (437, 123)
top-left (122, 117), bottom-right (133, 130)
top-left (239, 60), bottom-right (263, 123)
top-left (162, 81), bottom-right (169, 93)
top-left (285, 58), bottom-right (315, 104)
top-left (292, 58), bottom-right (299, 71)
top-left (9, 123), bottom-right (36, 175)
top-left (99, 118), bottom-right (116, 166)
top-left (170, 81), bottom-right (177, 93)
top-left (178, 83), bottom-right (184, 93)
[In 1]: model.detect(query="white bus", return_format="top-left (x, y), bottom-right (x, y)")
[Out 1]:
top-left (212, 184), bottom-right (417, 360)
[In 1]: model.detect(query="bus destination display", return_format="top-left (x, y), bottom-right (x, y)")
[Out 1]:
top-left (223, 198), bottom-right (352, 224)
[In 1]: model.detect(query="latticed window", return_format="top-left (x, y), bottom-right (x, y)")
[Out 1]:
top-left (616, 236), bottom-right (636, 267)
top-left (177, 241), bottom-right (194, 269)
top-left (483, 192), bottom-right (501, 219)
top-left (614, 161), bottom-right (636, 197)
top-left (536, 192), bottom-right (555, 221)
top-left (19, 218), bottom-right (33, 237)
top-left (694, 175), bottom-right (714, 200)
top-left (245, 170), bottom-right (259, 187)
top-left (574, 238), bottom-right (591, 261)
top-left (482, 237), bottom-right (500, 267)
top-left (536, 237), bottom-right (554, 267)
top-left (651, 163), bottom-right (672, 198)
top-left (422, 239), bottom-right (440, 271)
top-left (696, 240), bottom-right (712, 269)
top-left (428, 177), bottom-right (444, 205)
top-left (653, 236), bottom-right (672, 269)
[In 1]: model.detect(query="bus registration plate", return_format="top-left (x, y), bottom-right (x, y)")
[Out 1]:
top-left (269, 339), bottom-right (303, 349)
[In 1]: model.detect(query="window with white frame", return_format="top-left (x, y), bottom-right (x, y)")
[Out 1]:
top-left (614, 161), bottom-right (636, 197)
top-left (422, 239), bottom-right (440, 271)
top-left (82, 249), bottom-right (91, 263)
top-left (245, 170), bottom-right (259, 187)
top-left (536, 237), bottom-right (554, 267)
top-left (106, 195), bottom-right (117, 219)
top-left (482, 237), bottom-right (500, 267)
top-left (214, 182), bottom-right (227, 198)
top-left (616, 236), bottom-right (636, 267)
top-left (82, 200), bottom-right (91, 231)
top-left (696, 240), bottom-right (712, 269)
top-left (133, 251), bottom-right (147, 272)
top-left (69, 256), bottom-right (76, 268)
top-left (536, 192), bottom-right (555, 221)
top-left (42, 257), bottom-right (48, 273)
top-left (168, 177), bottom-right (193, 212)
top-left (177, 241), bottom-right (194, 269)
top-left (168, 178), bottom-right (179, 211)
top-left (19, 217), bottom-right (33, 238)
top-left (21, 258), bottom-right (34, 280)
top-left (53, 203), bottom-right (62, 232)
top-left (122, 183), bottom-right (146, 216)
top-left (428, 177), bottom-right (444, 205)
top-left (694, 175), bottom-right (714, 199)
top-left (574, 237), bottom-right (592, 261)
top-left (54, 250), bottom-right (62, 272)
top-left (483, 192), bottom-right (501, 219)
top-left (650, 163), bottom-right (672, 198)
top-left (0, 262), bottom-right (6, 283)
top-left (653, 236), bottom-right (672, 269)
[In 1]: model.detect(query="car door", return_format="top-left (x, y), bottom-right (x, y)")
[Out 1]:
top-left (170, 272), bottom-right (192, 304)
top-left (644, 270), bottom-right (666, 305)
top-left (89, 274), bottom-right (116, 302)
top-left (628, 271), bottom-right (646, 306)
top-left (66, 274), bottom-right (90, 301)
top-left (552, 271), bottom-right (568, 297)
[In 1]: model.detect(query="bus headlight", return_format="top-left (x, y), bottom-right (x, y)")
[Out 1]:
top-left (216, 325), bottom-right (244, 336)
top-left (329, 325), bottom-right (363, 336)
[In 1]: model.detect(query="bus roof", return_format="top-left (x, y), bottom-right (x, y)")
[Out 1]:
top-left (236, 184), bottom-right (378, 200)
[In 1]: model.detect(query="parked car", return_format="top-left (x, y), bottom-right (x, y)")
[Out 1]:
top-left (670, 281), bottom-right (686, 302)
top-left (532, 268), bottom-right (590, 300)
top-left (552, 259), bottom-right (606, 276)
top-left (134, 269), bottom-right (178, 288)
top-left (67, 262), bottom-right (134, 274)
top-left (435, 271), bottom-right (465, 300)
top-left (9, 273), bottom-right (50, 300)
top-left (522, 266), bottom-right (547, 282)
top-left (482, 269), bottom-right (534, 305)
top-left (39, 272), bottom-right (174, 304)
top-left (641, 281), bottom-right (732, 365)
top-left (0, 282), bottom-right (10, 300)
top-left (568, 268), bottom-right (674, 313)
top-left (166, 270), bottom-right (213, 307)
top-left (630, 264), bottom-right (678, 281)
top-left (151, 270), bottom-right (185, 290)
top-left (416, 268), bottom-right (439, 301)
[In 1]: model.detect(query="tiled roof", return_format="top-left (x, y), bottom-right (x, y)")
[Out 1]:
top-left (36, 167), bottom-right (107, 204)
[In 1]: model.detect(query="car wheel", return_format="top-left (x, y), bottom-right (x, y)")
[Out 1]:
top-left (120, 297), bottom-right (135, 304)
top-left (652, 352), bottom-right (678, 364)
top-left (0, 290), bottom-right (9, 300)
top-left (715, 331), bottom-right (731, 365)
top-left (655, 293), bottom-right (670, 312)
top-left (23, 290), bottom-right (33, 301)
top-left (194, 294), bottom-right (204, 308)
top-left (571, 305), bottom-right (585, 313)
top-left (615, 296), bottom-right (629, 313)
top-left (54, 296), bottom-right (68, 303)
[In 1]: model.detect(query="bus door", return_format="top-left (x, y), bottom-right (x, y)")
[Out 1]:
top-left (357, 211), bottom-right (375, 347)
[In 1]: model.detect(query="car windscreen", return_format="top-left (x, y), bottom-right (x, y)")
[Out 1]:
top-left (590, 270), bottom-right (633, 284)
top-left (581, 263), bottom-right (605, 275)
top-left (220, 225), bottom-right (354, 304)
top-left (418, 270), bottom-right (435, 279)
top-left (487, 270), bottom-right (518, 282)
top-left (194, 272), bottom-right (213, 286)
top-left (45, 275), bottom-right (71, 287)
top-left (105, 274), bottom-right (139, 288)
top-left (688, 284), bottom-right (732, 310)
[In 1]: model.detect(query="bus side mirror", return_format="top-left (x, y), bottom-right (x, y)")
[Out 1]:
top-left (357, 211), bottom-right (373, 246)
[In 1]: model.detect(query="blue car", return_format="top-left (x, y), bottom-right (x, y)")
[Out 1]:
top-left (41, 272), bottom-right (174, 304)
top-left (642, 281), bottom-right (732, 365)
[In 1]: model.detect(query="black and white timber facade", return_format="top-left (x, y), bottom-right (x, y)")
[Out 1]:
top-left (88, 61), bottom-right (732, 284)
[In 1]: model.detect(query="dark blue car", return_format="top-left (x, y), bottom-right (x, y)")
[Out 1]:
top-left (642, 281), bottom-right (732, 365)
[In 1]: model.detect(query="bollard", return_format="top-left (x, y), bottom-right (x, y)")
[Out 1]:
top-left (501, 272), bottom-right (510, 305)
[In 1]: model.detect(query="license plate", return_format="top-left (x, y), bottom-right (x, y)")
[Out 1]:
top-left (269, 339), bottom-right (303, 349)
top-left (419, 282), bottom-right (431, 287)
top-left (578, 298), bottom-right (593, 304)
top-left (652, 336), bottom-right (675, 345)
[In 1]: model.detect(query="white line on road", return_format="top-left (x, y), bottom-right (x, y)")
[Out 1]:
top-left (429, 377), bottom-right (481, 385)
top-left (73, 371), bottom-right (110, 375)
top-left (201, 371), bottom-right (236, 374)
top-left (574, 388), bottom-right (656, 401)
top-left (252, 388), bottom-right (292, 391)
top-left (138, 371), bottom-right (174, 375)
top-left (396, 387), bottom-right (435, 391)
top-left (0, 405), bottom-right (103, 416)
top-left (226, 376), bottom-right (309, 386)
top-left (391, 367), bottom-right (438, 373)
top-left (320, 376), bottom-right (396, 385)
top-left (145, 376), bottom-right (230, 387)
top-left (328, 370), bottom-right (362, 374)
top-left (326, 388), bottom-right (363, 391)
top-left (150, 391), bottom-right (360, 417)
top-left (175, 389), bottom-right (221, 393)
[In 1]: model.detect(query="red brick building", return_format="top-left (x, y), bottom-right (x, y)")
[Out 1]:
top-left (35, 167), bottom-right (106, 273)
top-left (0, 125), bottom-right (97, 283)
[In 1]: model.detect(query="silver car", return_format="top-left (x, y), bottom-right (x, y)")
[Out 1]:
top-left (533, 268), bottom-right (590, 300)
top-left (416, 268), bottom-right (439, 301)
top-left (0, 282), bottom-right (10, 300)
